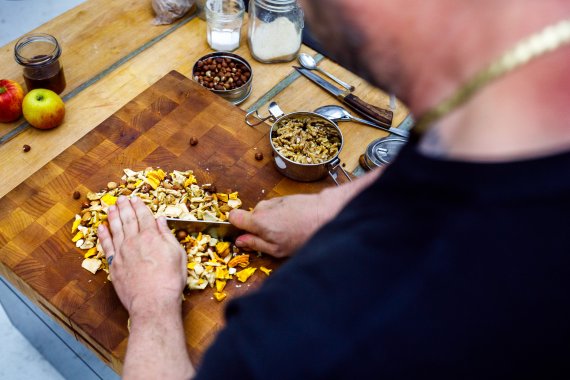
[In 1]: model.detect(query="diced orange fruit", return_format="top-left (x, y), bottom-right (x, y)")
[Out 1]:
top-left (84, 247), bottom-right (97, 259)
top-left (228, 254), bottom-right (250, 268)
top-left (101, 193), bottom-right (118, 206)
top-left (236, 267), bottom-right (256, 283)
top-left (216, 193), bottom-right (229, 202)
top-left (71, 218), bottom-right (81, 233)
top-left (72, 231), bottom-right (84, 242)
top-left (216, 241), bottom-right (230, 255)
top-left (184, 175), bottom-right (196, 188)
top-left (213, 292), bottom-right (227, 302)
top-left (216, 280), bottom-right (227, 292)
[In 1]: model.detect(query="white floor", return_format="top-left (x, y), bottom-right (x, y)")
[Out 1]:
top-left (0, 0), bottom-right (84, 46)
top-left (0, 304), bottom-right (65, 379)
top-left (1, 3), bottom-right (86, 379)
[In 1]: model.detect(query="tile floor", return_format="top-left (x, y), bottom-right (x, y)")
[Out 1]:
top-left (1, 3), bottom-right (86, 379)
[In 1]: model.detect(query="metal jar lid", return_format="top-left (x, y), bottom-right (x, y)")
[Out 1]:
top-left (361, 137), bottom-right (407, 170)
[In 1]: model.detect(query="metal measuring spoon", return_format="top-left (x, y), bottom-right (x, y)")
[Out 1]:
top-left (298, 53), bottom-right (356, 92)
top-left (315, 105), bottom-right (409, 138)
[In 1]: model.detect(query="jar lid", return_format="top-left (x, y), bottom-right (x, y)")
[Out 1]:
top-left (364, 137), bottom-right (407, 169)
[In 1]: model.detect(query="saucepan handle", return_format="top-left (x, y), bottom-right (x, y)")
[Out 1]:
top-left (327, 157), bottom-right (352, 186)
top-left (245, 101), bottom-right (285, 127)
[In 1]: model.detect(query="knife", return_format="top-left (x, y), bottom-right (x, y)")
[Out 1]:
top-left (294, 66), bottom-right (394, 128)
top-left (166, 218), bottom-right (243, 241)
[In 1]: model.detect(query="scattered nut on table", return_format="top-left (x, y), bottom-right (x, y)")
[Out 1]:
top-left (176, 230), bottom-right (188, 240)
top-left (255, 152), bottom-right (264, 161)
top-left (22, 144), bottom-right (31, 152)
top-left (73, 191), bottom-right (81, 200)
top-left (189, 137), bottom-right (198, 146)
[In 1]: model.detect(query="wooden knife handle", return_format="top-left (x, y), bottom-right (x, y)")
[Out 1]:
top-left (344, 94), bottom-right (393, 127)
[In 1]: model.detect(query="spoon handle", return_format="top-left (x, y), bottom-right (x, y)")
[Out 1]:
top-left (316, 67), bottom-right (356, 92)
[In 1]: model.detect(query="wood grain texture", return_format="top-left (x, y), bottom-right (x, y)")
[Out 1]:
top-left (0, 71), bottom-right (336, 374)
top-left (0, 0), bottom-right (408, 199)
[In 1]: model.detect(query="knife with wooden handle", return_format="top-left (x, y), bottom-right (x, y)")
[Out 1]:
top-left (294, 66), bottom-right (394, 128)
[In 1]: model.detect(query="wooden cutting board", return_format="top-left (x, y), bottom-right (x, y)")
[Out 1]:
top-left (0, 71), bottom-right (334, 373)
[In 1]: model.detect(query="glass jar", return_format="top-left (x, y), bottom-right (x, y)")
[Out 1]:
top-left (206, 0), bottom-right (245, 52)
top-left (14, 33), bottom-right (66, 94)
top-left (248, 0), bottom-right (304, 63)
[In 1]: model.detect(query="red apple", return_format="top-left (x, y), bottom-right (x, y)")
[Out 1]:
top-left (22, 89), bottom-right (65, 130)
top-left (0, 79), bottom-right (25, 123)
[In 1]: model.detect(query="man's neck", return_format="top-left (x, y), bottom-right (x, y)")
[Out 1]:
top-left (409, 4), bottom-right (570, 161)
top-left (418, 35), bottom-right (570, 162)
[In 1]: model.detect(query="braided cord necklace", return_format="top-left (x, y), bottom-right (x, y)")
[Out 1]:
top-left (413, 19), bottom-right (570, 136)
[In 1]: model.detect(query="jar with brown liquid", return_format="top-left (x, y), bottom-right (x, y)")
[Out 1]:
top-left (14, 33), bottom-right (66, 94)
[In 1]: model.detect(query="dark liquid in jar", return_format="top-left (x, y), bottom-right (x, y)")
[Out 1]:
top-left (23, 55), bottom-right (66, 94)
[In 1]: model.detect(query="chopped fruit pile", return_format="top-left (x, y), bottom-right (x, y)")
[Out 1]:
top-left (71, 167), bottom-right (272, 301)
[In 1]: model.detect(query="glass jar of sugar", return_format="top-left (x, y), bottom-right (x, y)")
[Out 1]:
top-left (248, 0), bottom-right (304, 63)
top-left (206, 0), bottom-right (245, 52)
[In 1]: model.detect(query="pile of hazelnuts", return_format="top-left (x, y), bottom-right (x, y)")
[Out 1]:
top-left (193, 56), bottom-right (251, 91)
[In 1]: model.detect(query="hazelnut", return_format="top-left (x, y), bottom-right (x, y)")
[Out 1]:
top-left (255, 152), bottom-right (264, 161)
top-left (189, 137), bottom-right (199, 146)
top-left (202, 184), bottom-right (217, 193)
top-left (81, 201), bottom-right (90, 209)
top-left (140, 184), bottom-right (151, 193)
top-left (107, 181), bottom-right (118, 190)
top-left (176, 230), bottom-right (188, 240)
top-left (22, 144), bottom-right (31, 152)
top-left (72, 191), bottom-right (81, 200)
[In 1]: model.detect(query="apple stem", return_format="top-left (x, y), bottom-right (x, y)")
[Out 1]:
top-left (36, 95), bottom-right (44, 101)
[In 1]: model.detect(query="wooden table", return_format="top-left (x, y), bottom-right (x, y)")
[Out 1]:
top-left (0, 0), bottom-right (409, 376)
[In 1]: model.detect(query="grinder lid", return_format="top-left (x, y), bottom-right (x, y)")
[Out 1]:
top-left (364, 137), bottom-right (407, 169)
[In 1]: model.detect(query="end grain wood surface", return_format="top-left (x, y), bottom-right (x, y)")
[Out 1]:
top-left (0, 71), bottom-right (337, 372)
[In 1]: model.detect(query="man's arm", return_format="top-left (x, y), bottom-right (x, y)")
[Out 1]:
top-left (98, 196), bottom-right (195, 379)
top-left (123, 304), bottom-right (194, 380)
top-left (229, 168), bottom-right (382, 257)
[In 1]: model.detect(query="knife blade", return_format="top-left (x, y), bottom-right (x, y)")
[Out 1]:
top-left (294, 66), bottom-right (394, 128)
top-left (165, 218), bottom-right (243, 241)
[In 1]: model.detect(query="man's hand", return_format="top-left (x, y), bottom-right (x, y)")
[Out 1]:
top-left (98, 196), bottom-right (186, 317)
top-left (229, 194), bottom-right (329, 258)
top-left (97, 196), bottom-right (194, 380)
top-left (229, 170), bottom-right (382, 258)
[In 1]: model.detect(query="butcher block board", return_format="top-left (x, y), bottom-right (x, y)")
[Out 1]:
top-left (0, 71), bottom-right (334, 373)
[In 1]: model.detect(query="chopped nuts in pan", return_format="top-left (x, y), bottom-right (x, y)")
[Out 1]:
top-left (271, 117), bottom-right (341, 164)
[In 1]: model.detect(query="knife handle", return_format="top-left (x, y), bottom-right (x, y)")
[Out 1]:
top-left (344, 94), bottom-right (393, 128)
